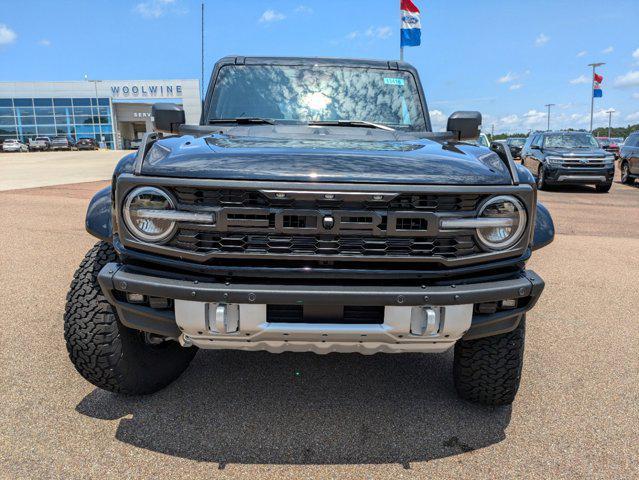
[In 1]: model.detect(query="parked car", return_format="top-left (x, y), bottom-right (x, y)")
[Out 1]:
top-left (506, 137), bottom-right (526, 159)
top-left (2, 138), bottom-right (29, 152)
top-left (76, 138), bottom-right (98, 150)
top-left (64, 56), bottom-right (554, 406)
top-left (619, 131), bottom-right (639, 185)
top-left (28, 136), bottom-right (51, 151)
top-left (596, 137), bottom-right (623, 159)
top-left (520, 130), bottom-right (615, 192)
top-left (50, 135), bottom-right (77, 151)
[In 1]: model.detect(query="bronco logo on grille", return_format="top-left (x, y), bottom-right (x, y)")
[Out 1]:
top-left (213, 208), bottom-right (439, 237)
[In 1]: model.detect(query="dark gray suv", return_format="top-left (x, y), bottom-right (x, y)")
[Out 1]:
top-left (520, 131), bottom-right (615, 193)
top-left (619, 131), bottom-right (639, 185)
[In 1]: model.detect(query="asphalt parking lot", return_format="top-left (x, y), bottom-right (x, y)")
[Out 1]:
top-left (1, 161), bottom-right (638, 479)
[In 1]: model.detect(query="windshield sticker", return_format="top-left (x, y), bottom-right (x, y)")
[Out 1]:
top-left (384, 77), bottom-right (405, 86)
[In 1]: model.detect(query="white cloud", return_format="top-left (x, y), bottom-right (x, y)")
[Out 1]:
top-left (626, 112), bottom-right (639, 122)
top-left (509, 83), bottom-right (523, 90)
top-left (429, 110), bottom-right (447, 131)
top-left (569, 75), bottom-right (589, 85)
top-left (295, 5), bottom-right (313, 14)
top-left (500, 114), bottom-right (520, 125)
top-left (344, 26), bottom-right (392, 41)
top-left (633, 48), bottom-right (639, 60)
top-left (535, 33), bottom-right (549, 47)
top-left (134, 0), bottom-right (176, 19)
top-left (259, 9), bottom-right (286, 23)
top-left (614, 71), bottom-right (639, 88)
top-left (576, 50), bottom-right (588, 58)
top-left (632, 93), bottom-right (639, 100)
top-left (602, 46), bottom-right (614, 54)
top-left (0, 24), bottom-right (17, 45)
top-left (37, 39), bottom-right (51, 47)
top-left (498, 72), bottom-right (517, 83)
top-left (366, 26), bottom-right (392, 39)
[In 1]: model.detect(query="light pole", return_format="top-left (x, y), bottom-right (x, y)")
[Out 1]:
top-left (588, 62), bottom-right (605, 132)
top-left (544, 103), bottom-right (555, 131)
top-left (85, 77), bottom-right (104, 147)
top-left (606, 109), bottom-right (615, 138)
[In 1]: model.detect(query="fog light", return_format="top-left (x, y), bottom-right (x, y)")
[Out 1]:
top-left (500, 299), bottom-right (518, 309)
top-left (126, 293), bottom-right (146, 304)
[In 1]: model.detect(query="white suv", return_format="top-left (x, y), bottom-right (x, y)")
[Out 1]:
top-left (2, 139), bottom-right (28, 152)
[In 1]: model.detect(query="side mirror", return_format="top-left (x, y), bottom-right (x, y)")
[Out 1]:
top-left (447, 111), bottom-right (482, 141)
top-left (152, 103), bottom-right (185, 133)
top-left (490, 141), bottom-right (508, 162)
top-left (531, 145), bottom-right (541, 150)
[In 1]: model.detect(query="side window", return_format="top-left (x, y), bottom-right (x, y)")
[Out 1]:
top-left (628, 134), bottom-right (638, 147)
top-left (533, 135), bottom-right (544, 148)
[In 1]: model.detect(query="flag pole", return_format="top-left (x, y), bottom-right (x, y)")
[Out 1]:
top-left (588, 62), bottom-right (605, 132)
top-left (399, 0), bottom-right (403, 61)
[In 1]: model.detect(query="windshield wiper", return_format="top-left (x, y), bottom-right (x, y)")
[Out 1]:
top-left (208, 117), bottom-right (275, 125)
top-left (308, 120), bottom-right (395, 132)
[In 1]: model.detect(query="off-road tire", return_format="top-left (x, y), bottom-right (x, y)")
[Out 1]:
top-left (536, 167), bottom-right (546, 191)
top-left (621, 162), bottom-right (634, 185)
top-left (453, 318), bottom-right (526, 406)
top-left (64, 241), bottom-right (197, 394)
top-left (595, 182), bottom-right (612, 193)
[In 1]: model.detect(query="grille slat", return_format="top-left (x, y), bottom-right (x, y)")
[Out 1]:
top-left (165, 187), bottom-right (485, 260)
top-left (171, 231), bottom-right (478, 258)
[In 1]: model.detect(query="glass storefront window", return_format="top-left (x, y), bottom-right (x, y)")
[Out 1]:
top-left (57, 126), bottom-right (76, 135)
top-left (35, 115), bottom-right (55, 124)
top-left (37, 126), bottom-right (56, 136)
top-left (13, 98), bottom-right (33, 107)
top-left (53, 98), bottom-right (72, 107)
top-left (2, 97), bottom-right (114, 147)
top-left (72, 98), bottom-right (91, 106)
top-left (34, 98), bottom-right (53, 107)
top-left (35, 107), bottom-right (54, 116)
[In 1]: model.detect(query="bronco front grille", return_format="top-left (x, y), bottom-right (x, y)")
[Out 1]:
top-left (169, 231), bottom-right (478, 258)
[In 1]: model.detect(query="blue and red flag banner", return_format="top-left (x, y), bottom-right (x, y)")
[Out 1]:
top-left (593, 72), bottom-right (603, 98)
top-left (400, 0), bottom-right (421, 47)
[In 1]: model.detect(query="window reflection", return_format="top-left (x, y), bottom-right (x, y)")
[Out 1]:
top-left (0, 97), bottom-right (114, 148)
top-left (209, 65), bottom-right (427, 130)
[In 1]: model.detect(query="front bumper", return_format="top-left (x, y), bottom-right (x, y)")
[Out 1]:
top-left (545, 165), bottom-right (614, 185)
top-left (98, 263), bottom-right (544, 354)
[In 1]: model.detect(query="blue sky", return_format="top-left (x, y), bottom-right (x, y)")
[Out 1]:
top-left (1, 0), bottom-right (638, 133)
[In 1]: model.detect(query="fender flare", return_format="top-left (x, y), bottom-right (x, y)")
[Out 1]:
top-left (85, 186), bottom-right (113, 241)
top-left (532, 202), bottom-right (554, 251)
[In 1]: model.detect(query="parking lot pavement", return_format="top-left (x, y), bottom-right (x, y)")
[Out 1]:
top-left (1, 179), bottom-right (638, 479)
top-left (0, 150), bottom-right (125, 191)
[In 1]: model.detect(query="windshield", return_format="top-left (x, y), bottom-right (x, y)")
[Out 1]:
top-left (208, 65), bottom-right (427, 131)
top-left (509, 138), bottom-right (526, 147)
top-left (543, 133), bottom-right (599, 149)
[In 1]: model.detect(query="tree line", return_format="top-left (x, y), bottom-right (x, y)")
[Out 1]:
top-left (489, 123), bottom-right (639, 141)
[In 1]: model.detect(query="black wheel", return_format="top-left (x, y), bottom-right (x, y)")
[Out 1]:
top-left (621, 162), bottom-right (634, 185)
top-left (453, 317), bottom-right (526, 406)
top-left (64, 241), bottom-right (197, 394)
top-left (536, 167), bottom-right (546, 190)
top-left (595, 182), bottom-right (612, 193)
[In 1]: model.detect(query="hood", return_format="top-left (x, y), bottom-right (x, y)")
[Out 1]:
top-left (542, 147), bottom-right (609, 157)
top-left (140, 126), bottom-right (513, 185)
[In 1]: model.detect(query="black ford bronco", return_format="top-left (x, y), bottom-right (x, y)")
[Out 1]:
top-left (64, 57), bottom-right (554, 405)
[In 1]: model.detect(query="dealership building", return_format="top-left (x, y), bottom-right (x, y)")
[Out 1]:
top-left (0, 79), bottom-right (200, 149)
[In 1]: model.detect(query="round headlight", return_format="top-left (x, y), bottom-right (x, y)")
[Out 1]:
top-left (476, 195), bottom-right (527, 250)
top-left (123, 187), bottom-right (176, 242)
